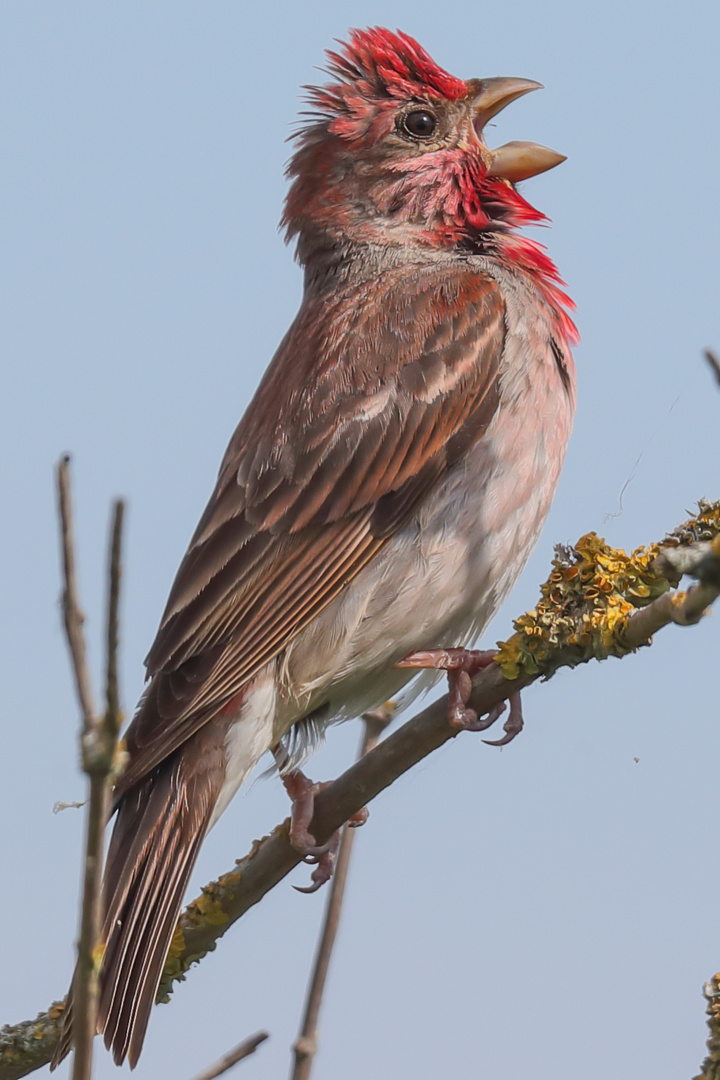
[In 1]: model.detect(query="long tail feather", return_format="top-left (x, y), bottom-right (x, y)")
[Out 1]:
top-left (51, 719), bottom-right (227, 1070)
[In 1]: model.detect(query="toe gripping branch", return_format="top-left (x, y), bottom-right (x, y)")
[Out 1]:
top-left (396, 647), bottom-right (524, 746)
top-left (272, 746), bottom-right (368, 893)
top-left (274, 644), bottom-right (524, 892)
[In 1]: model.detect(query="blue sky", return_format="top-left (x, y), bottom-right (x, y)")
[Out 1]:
top-left (1, 3), bottom-right (719, 1078)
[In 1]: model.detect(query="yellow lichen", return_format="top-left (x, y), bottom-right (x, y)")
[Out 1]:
top-left (245, 836), bottom-right (264, 861)
top-left (694, 972), bottom-right (720, 1080)
top-left (91, 941), bottom-right (105, 971)
top-left (155, 925), bottom-right (187, 1004)
top-left (495, 502), bottom-right (720, 680)
top-left (183, 873), bottom-right (239, 930)
top-left (165, 924), bottom-right (186, 967)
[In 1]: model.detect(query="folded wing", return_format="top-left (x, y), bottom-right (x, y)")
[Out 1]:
top-left (117, 267), bottom-right (506, 796)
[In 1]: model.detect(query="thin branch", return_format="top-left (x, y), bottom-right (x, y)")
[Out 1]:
top-left (187, 1032), bottom-right (269, 1080)
top-left (56, 456), bottom-right (97, 731)
top-left (70, 785), bottom-right (106, 1080)
top-left (2, 500), bottom-right (719, 1080)
top-left (704, 348), bottom-right (720, 389)
top-left (56, 459), bottom-right (125, 1080)
top-left (104, 501), bottom-right (124, 748)
top-left (291, 705), bottom-right (394, 1080)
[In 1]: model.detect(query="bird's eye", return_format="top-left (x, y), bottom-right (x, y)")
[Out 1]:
top-left (402, 109), bottom-right (437, 139)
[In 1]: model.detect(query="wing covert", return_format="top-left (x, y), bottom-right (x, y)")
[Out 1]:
top-left (118, 266), bottom-right (506, 793)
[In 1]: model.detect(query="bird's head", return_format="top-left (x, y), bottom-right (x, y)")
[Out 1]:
top-left (284, 28), bottom-right (566, 256)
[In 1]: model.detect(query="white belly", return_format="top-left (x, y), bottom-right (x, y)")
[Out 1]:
top-left (278, 271), bottom-right (574, 732)
top-left (212, 264), bottom-right (574, 812)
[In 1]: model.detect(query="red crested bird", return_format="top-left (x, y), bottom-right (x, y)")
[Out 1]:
top-left (54, 27), bottom-right (577, 1069)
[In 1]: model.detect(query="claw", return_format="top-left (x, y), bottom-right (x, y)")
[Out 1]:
top-left (272, 744), bottom-right (368, 892)
top-left (483, 693), bottom-right (524, 747)
top-left (294, 879), bottom-right (326, 895)
top-left (294, 838), bottom-right (339, 893)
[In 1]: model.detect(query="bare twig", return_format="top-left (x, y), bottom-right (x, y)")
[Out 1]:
top-left (291, 705), bottom-right (394, 1080)
top-left (104, 500), bottom-right (124, 749)
top-left (57, 457), bottom-right (97, 733)
top-left (704, 348), bottom-right (720, 389)
top-left (187, 1032), bottom-right (269, 1080)
top-left (56, 459), bottom-right (125, 1080)
top-left (2, 501), bottom-right (719, 1080)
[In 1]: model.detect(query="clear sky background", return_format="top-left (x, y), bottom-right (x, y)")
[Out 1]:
top-left (1, 3), bottom-right (719, 1079)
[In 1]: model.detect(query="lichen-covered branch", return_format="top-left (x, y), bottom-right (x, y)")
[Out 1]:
top-left (0, 1005), bottom-right (67, 1080)
top-left (1, 500), bottom-right (718, 1080)
top-left (696, 975), bottom-right (720, 1080)
top-left (493, 499), bottom-right (720, 678)
top-left (695, 976), bottom-right (720, 1075)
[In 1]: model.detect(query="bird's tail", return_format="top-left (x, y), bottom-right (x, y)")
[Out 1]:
top-left (52, 729), bottom-right (225, 1070)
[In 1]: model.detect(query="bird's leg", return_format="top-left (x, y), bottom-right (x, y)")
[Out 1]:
top-left (396, 647), bottom-right (524, 746)
top-left (277, 765), bottom-right (329, 855)
top-left (272, 745), bottom-right (369, 893)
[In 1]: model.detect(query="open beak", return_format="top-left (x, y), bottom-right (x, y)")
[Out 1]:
top-left (470, 76), bottom-right (566, 182)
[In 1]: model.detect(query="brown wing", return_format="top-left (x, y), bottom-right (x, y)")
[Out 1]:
top-left (116, 265), bottom-right (506, 795)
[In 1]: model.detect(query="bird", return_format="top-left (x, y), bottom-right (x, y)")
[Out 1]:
top-left (53, 26), bottom-right (577, 1069)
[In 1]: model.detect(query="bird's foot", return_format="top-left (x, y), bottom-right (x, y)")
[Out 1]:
top-left (273, 747), bottom-right (368, 892)
top-left (294, 805), bottom-right (368, 894)
top-left (396, 647), bottom-right (524, 746)
top-left (295, 829), bottom-right (340, 894)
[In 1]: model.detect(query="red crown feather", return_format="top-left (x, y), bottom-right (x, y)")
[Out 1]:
top-left (305, 28), bottom-right (467, 142)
